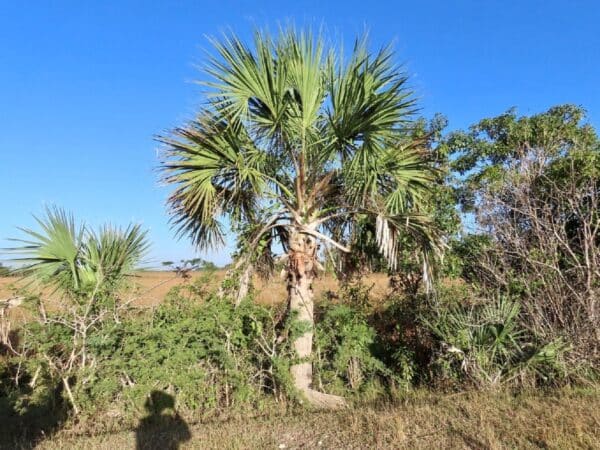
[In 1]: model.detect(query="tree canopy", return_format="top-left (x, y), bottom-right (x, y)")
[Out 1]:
top-left (159, 29), bottom-right (443, 276)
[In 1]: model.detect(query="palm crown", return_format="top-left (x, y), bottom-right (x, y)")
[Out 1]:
top-left (160, 29), bottom-right (441, 273)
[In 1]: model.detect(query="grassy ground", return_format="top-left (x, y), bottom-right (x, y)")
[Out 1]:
top-left (8, 388), bottom-right (598, 450)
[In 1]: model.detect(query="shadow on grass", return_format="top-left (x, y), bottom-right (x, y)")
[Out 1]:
top-left (135, 390), bottom-right (191, 450)
top-left (0, 379), bottom-right (70, 450)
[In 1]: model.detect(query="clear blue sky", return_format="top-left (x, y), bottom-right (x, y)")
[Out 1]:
top-left (1, 1), bottom-right (599, 267)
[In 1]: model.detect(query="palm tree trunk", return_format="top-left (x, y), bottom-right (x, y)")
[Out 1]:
top-left (288, 264), bottom-right (314, 391)
top-left (287, 230), bottom-right (345, 408)
top-left (235, 263), bottom-right (253, 306)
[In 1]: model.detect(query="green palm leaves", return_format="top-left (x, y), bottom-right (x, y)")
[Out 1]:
top-left (8, 208), bottom-right (83, 292)
top-left (160, 28), bottom-right (441, 272)
top-left (6, 207), bottom-right (149, 297)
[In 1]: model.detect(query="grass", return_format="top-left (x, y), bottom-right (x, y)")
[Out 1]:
top-left (7, 388), bottom-right (598, 449)
top-left (0, 270), bottom-right (390, 309)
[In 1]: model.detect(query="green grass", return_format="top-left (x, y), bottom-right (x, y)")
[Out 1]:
top-left (8, 388), bottom-right (599, 450)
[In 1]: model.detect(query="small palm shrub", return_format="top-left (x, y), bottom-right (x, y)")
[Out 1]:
top-left (3, 207), bottom-right (149, 415)
top-left (423, 295), bottom-right (568, 387)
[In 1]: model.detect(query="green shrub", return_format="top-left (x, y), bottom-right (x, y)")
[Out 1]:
top-left (313, 301), bottom-right (411, 398)
top-left (2, 289), bottom-right (297, 431)
top-left (83, 295), bottom-right (291, 420)
top-left (422, 295), bottom-right (568, 387)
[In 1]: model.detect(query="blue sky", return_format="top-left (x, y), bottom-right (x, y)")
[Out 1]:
top-left (1, 1), bottom-right (599, 267)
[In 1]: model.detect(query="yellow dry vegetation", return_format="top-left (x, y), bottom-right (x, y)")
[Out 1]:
top-left (0, 270), bottom-right (391, 313)
top-left (32, 389), bottom-right (600, 449)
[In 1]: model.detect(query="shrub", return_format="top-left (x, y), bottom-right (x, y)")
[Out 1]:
top-left (2, 292), bottom-right (295, 430)
top-left (85, 294), bottom-right (297, 421)
top-left (422, 295), bottom-right (568, 387)
top-left (313, 301), bottom-right (412, 398)
top-left (448, 105), bottom-right (600, 370)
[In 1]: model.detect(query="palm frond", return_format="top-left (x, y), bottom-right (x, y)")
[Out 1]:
top-left (159, 110), bottom-right (271, 250)
top-left (6, 206), bottom-right (83, 291)
top-left (84, 224), bottom-right (150, 290)
top-left (375, 212), bottom-right (445, 290)
top-left (5, 208), bottom-right (149, 297)
top-left (326, 38), bottom-right (416, 161)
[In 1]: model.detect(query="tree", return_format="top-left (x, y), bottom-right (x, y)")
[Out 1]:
top-left (447, 105), bottom-right (600, 367)
top-left (159, 29), bottom-right (441, 407)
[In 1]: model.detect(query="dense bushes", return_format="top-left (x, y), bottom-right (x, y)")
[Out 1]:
top-left (0, 275), bottom-right (590, 445)
top-left (314, 304), bottom-right (407, 397)
top-left (447, 105), bottom-right (600, 370)
top-left (3, 294), bottom-right (281, 426)
top-left (0, 286), bottom-right (401, 434)
top-left (83, 295), bottom-right (279, 418)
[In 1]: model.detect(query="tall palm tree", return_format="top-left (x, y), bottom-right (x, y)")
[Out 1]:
top-left (159, 29), bottom-right (441, 407)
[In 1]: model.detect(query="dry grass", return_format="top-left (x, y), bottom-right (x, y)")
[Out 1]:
top-left (123, 270), bottom-right (389, 307)
top-left (22, 388), bottom-right (600, 450)
top-left (0, 270), bottom-right (391, 310)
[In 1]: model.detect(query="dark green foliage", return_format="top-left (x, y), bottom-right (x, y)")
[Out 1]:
top-left (87, 296), bottom-right (273, 415)
top-left (0, 359), bottom-right (69, 448)
top-left (0, 275), bottom-right (590, 441)
top-left (313, 303), bottom-right (407, 397)
top-left (422, 293), bottom-right (568, 387)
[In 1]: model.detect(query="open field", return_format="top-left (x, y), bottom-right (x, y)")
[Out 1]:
top-left (0, 270), bottom-right (391, 309)
top-left (14, 389), bottom-right (599, 450)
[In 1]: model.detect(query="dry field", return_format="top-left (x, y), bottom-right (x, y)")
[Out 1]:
top-left (127, 270), bottom-right (390, 307)
top-left (0, 270), bottom-right (391, 312)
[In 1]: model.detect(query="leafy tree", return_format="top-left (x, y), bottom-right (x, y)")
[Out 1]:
top-left (159, 29), bottom-right (442, 407)
top-left (446, 105), bottom-right (600, 367)
top-left (448, 104), bottom-right (598, 212)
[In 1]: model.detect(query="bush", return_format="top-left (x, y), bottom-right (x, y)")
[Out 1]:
top-left (85, 296), bottom-right (273, 418)
top-left (1, 290), bottom-right (297, 433)
top-left (313, 302), bottom-right (404, 397)
top-left (447, 105), bottom-right (600, 370)
top-left (422, 294), bottom-right (569, 387)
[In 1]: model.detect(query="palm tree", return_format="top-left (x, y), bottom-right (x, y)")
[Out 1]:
top-left (159, 29), bottom-right (441, 407)
top-left (6, 207), bottom-right (149, 413)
